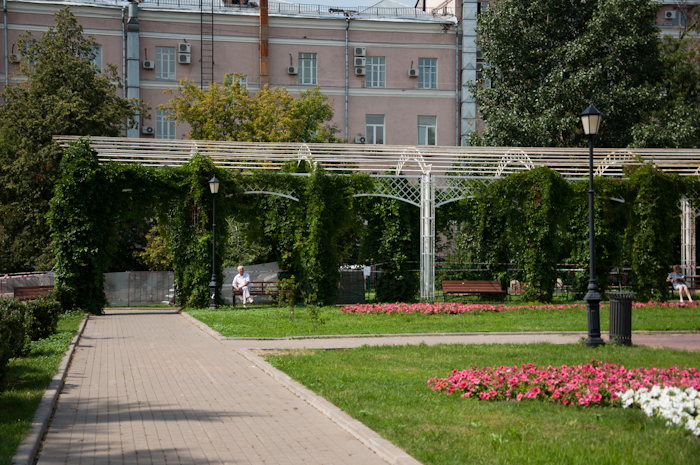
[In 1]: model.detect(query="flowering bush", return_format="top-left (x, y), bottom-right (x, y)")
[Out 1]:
top-left (428, 360), bottom-right (700, 409)
top-left (619, 387), bottom-right (700, 436)
top-left (340, 300), bottom-right (700, 315)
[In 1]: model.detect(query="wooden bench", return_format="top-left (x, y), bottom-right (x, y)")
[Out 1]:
top-left (442, 280), bottom-right (506, 301)
top-left (232, 281), bottom-right (281, 306)
top-left (14, 285), bottom-right (54, 300)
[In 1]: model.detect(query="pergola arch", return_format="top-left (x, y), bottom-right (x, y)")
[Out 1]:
top-left (55, 136), bottom-right (700, 301)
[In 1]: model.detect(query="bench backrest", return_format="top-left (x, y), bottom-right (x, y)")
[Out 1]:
top-left (14, 285), bottom-right (54, 300)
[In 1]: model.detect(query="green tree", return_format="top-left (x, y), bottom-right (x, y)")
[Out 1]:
top-left (470, 0), bottom-right (662, 148)
top-left (0, 7), bottom-right (142, 272)
top-left (161, 74), bottom-right (341, 142)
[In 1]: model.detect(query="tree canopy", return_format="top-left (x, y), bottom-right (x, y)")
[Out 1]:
top-left (0, 7), bottom-right (142, 272)
top-left (470, 0), bottom-right (666, 148)
top-left (161, 74), bottom-right (341, 143)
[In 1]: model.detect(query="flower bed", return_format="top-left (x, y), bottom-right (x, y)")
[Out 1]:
top-left (340, 300), bottom-right (700, 315)
top-left (428, 360), bottom-right (700, 436)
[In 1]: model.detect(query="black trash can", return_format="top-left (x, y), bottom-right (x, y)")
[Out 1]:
top-left (608, 292), bottom-right (635, 346)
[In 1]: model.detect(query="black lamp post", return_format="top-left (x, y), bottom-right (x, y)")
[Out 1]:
top-left (580, 105), bottom-right (605, 347)
top-left (208, 176), bottom-right (220, 310)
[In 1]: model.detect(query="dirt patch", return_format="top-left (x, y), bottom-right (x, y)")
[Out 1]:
top-left (253, 349), bottom-right (315, 357)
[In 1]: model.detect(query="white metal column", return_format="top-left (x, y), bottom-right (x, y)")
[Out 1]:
top-left (420, 167), bottom-right (435, 301)
top-left (681, 197), bottom-right (696, 276)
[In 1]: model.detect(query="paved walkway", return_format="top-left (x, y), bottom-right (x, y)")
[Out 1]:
top-left (39, 310), bottom-right (385, 465)
top-left (38, 309), bottom-right (700, 465)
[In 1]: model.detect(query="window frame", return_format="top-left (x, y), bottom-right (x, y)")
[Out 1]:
top-left (418, 58), bottom-right (437, 89)
top-left (366, 56), bottom-right (386, 88)
top-left (417, 115), bottom-right (437, 146)
top-left (365, 114), bottom-right (385, 145)
top-left (156, 46), bottom-right (176, 81)
top-left (298, 52), bottom-right (317, 85)
top-left (155, 109), bottom-right (176, 139)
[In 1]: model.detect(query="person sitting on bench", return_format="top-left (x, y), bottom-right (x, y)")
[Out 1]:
top-left (232, 266), bottom-right (252, 308)
top-left (667, 265), bottom-right (693, 303)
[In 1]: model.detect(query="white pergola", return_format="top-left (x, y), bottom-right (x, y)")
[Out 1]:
top-left (55, 137), bottom-right (700, 300)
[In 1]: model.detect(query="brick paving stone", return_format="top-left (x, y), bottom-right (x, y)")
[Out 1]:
top-left (38, 310), bottom-right (386, 465)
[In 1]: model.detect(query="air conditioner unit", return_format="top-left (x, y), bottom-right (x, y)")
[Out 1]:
top-left (179, 42), bottom-right (191, 53)
top-left (355, 67), bottom-right (366, 76)
top-left (354, 136), bottom-right (366, 144)
top-left (354, 57), bottom-right (366, 67)
top-left (143, 60), bottom-right (155, 69)
top-left (287, 66), bottom-right (298, 75)
top-left (178, 53), bottom-right (191, 64)
top-left (142, 126), bottom-right (155, 135)
top-left (408, 68), bottom-right (419, 77)
top-left (354, 47), bottom-right (366, 57)
top-left (8, 54), bottom-right (19, 64)
top-left (665, 10), bottom-right (676, 19)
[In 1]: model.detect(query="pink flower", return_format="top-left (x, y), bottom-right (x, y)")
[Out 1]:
top-left (516, 393), bottom-right (523, 401)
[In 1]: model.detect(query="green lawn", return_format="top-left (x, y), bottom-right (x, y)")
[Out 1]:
top-left (187, 303), bottom-right (700, 338)
top-left (264, 343), bottom-right (700, 465)
top-left (0, 312), bottom-right (83, 465)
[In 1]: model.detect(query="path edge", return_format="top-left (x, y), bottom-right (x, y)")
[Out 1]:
top-left (238, 348), bottom-right (421, 465)
top-left (12, 314), bottom-right (89, 465)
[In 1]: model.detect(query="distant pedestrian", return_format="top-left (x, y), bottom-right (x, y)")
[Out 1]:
top-left (232, 266), bottom-right (252, 308)
top-left (667, 265), bottom-right (693, 303)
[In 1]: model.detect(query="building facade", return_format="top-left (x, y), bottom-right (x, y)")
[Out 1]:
top-left (0, 0), bottom-right (696, 145)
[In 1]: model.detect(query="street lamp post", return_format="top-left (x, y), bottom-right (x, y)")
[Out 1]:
top-left (208, 176), bottom-right (220, 310)
top-left (580, 105), bottom-right (605, 347)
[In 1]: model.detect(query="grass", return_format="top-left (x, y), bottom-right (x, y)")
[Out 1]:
top-left (187, 303), bottom-right (700, 338)
top-left (264, 343), bottom-right (700, 465)
top-left (0, 312), bottom-right (83, 465)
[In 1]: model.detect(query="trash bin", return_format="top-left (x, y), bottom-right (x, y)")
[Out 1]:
top-left (608, 292), bottom-right (635, 346)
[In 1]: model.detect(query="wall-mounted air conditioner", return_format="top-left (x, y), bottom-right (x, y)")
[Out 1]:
top-left (355, 136), bottom-right (366, 144)
top-left (355, 67), bottom-right (366, 76)
top-left (8, 54), bottom-right (19, 63)
top-left (354, 57), bottom-right (366, 67)
top-left (287, 66), bottom-right (298, 75)
top-left (178, 53), bottom-right (191, 64)
top-left (179, 43), bottom-right (191, 53)
top-left (665, 10), bottom-right (676, 19)
top-left (142, 126), bottom-right (155, 135)
top-left (408, 68), bottom-right (419, 77)
top-left (354, 47), bottom-right (366, 57)
top-left (143, 60), bottom-right (155, 69)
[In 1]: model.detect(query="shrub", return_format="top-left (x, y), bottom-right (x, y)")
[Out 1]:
top-left (0, 299), bottom-right (31, 384)
top-left (25, 295), bottom-right (62, 341)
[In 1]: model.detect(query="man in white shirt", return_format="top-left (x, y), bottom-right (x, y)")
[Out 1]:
top-left (232, 266), bottom-right (252, 307)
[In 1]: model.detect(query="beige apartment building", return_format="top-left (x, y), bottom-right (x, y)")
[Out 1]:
top-left (0, 0), bottom-right (696, 145)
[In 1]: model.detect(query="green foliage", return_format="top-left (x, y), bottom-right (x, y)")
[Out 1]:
top-left (0, 299), bottom-right (31, 383)
top-left (474, 167), bottom-right (571, 302)
top-left (470, 0), bottom-right (663, 148)
top-left (161, 75), bottom-right (340, 142)
top-left (24, 295), bottom-right (62, 341)
top-left (134, 224), bottom-right (174, 271)
top-left (627, 164), bottom-right (683, 301)
top-left (0, 7), bottom-right (143, 272)
top-left (565, 179), bottom-right (631, 297)
top-left (360, 189), bottom-right (421, 303)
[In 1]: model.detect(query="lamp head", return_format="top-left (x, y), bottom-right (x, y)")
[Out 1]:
top-left (580, 104), bottom-right (602, 136)
top-left (208, 176), bottom-right (220, 195)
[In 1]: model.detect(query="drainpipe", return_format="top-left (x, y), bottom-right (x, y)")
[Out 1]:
top-left (455, 23), bottom-right (459, 146)
top-left (345, 15), bottom-right (350, 141)
top-left (122, 5), bottom-right (127, 132)
top-left (259, 0), bottom-right (269, 88)
top-left (126, 1), bottom-right (140, 137)
top-left (4, 0), bottom-right (8, 88)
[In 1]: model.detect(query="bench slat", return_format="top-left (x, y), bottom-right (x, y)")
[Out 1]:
top-left (14, 285), bottom-right (54, 300)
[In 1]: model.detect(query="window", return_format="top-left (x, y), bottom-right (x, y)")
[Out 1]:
top-left (366, 57), bottom-right (385, 88)
top-left (299, 53), bottom-right (317, 85)
top-left (365, 115), bottom-right (385, 144)
top-left (418, 116), bottom-right (437, 146)
top-left (155, 109), bottom-right (176, 139)
top-left (418, 58), bottom-right (437, 89)
top-left (156, 46), bottom-right (176, 80)
top-left (236, 75), bottom-right (247, 88)
top-left (91, 45), bottom-right (102, 73)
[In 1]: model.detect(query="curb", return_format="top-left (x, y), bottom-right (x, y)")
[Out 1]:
top-left (12, 314), bottom-right (89, 465)
top-left (238, 348), bottom-right (421, 465)
top-left (181, 311), bottom-right (227, 340)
